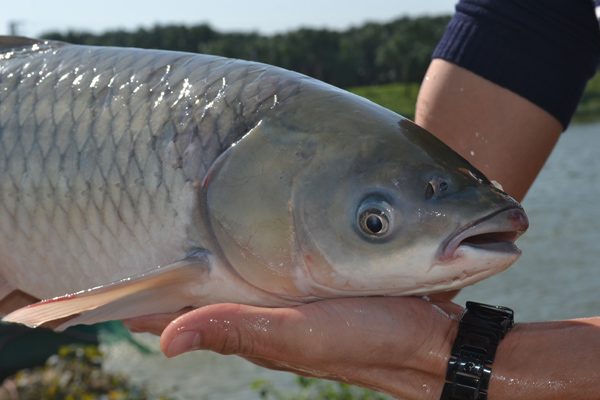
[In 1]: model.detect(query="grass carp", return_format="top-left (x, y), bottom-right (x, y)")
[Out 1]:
top-left (0, 36), bottom-right (528, 330)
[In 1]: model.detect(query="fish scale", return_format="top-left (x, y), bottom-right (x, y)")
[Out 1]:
top-left (0, 39), bottom-right (296, 299)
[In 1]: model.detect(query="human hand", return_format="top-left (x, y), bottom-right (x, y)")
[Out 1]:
top-left (124, 296), bottom-right (463, 399)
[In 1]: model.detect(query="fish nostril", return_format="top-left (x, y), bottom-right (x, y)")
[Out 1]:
top-left (425, 178), bottom-right (449, 200)
top-left (425, 182), bottom-right (435, 200)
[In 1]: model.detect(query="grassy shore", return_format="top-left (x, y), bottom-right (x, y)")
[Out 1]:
top-left (349, 71), bottom-right (600, 124)
top-left (0, 345), bottom-right (175, 400)
top-left (575, 71), bottom-right (600, 123)
top-left (348, 83), bottom-right (420, 121)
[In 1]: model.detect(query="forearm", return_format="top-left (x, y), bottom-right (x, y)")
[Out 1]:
top-left (489, 317), bottom-right (600, 399)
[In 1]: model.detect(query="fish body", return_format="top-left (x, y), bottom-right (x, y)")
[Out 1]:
top-left (0, 37), bottom-right (528, 330)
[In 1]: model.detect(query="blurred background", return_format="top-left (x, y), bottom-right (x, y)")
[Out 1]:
top-left (1, 0), bottom-right (456, 37)
top-left (1, 1), bottom-right (599, 399)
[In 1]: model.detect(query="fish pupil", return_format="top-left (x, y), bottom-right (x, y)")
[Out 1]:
top-left (366, 215), bottom-right (383, 233)
top-left (357, 198), bottom-right (391, 238)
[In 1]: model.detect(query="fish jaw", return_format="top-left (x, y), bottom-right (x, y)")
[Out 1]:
top-left (438, 207), bottom-right (528, 263)
top-left (412, 206), bottom-right (529, 294)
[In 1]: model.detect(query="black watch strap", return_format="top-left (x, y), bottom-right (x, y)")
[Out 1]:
top-left (440, 301), bottom-right (514, 400)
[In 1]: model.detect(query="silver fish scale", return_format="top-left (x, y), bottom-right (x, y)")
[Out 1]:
top-left (0, 40), bottom-right (302, 298)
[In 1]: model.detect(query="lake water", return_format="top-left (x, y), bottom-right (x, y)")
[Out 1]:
top-left (103, 121), bottom-right (600, 399)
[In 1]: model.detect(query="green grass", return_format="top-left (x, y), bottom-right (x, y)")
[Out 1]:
top-left (348, 72), bottom-right (600, 124)
top-left (574, 71), bottom-right (600, 123)
top-left (348, 83), bottom-right (420, 121)
top-left (253, 376), bottom-right (391, 400)
top-left (0, 345), bottom-right (175, 400)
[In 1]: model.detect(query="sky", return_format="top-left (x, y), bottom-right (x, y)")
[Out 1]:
top-left (2, 0), bottom-right (456, 38)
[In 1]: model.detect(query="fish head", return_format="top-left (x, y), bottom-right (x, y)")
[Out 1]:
top-left (290, 117), bottom-right (528, 297)
top-left (206, 92), bottom-right (528, 300)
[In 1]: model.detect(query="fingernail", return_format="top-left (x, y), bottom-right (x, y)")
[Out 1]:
top-left (166, 331), bottom-right (201, 358)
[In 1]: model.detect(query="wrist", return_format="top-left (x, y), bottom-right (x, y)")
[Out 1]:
top-left (373, 298), bottom-right (462, 400)
top-left (404, 299), bottom-right (463, 400)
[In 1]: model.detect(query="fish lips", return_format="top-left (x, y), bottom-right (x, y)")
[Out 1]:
top-left (438, 207), bottom-right (529, 262)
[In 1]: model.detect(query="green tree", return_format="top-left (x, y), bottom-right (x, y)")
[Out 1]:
top-left (41, 15), bottom-right (452, 88)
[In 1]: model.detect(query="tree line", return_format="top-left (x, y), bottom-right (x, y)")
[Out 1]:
top-left (42, 15), bottom-right (451, 89)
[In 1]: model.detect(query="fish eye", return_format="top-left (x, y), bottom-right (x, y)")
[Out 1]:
top-left (357, 197), bottom-right (393, 237)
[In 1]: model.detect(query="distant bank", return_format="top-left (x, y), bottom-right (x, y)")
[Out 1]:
top-left (350, 71), bottom-right (600, 124)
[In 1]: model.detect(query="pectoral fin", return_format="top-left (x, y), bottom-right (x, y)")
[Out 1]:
top-left (2, 253), bottom-right (211, 331)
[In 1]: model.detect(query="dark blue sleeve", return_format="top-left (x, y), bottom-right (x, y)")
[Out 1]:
top-left (433, 0), bottom-right (600, 129)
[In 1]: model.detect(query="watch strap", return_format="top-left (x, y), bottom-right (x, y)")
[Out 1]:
top-left (440, 301), bottom-right (514, 400)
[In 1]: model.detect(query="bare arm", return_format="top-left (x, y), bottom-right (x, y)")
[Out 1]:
top-left (491, 317), bottom-right (600, 399)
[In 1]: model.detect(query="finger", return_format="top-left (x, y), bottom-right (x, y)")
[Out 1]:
top-left (122, 307), bottom-right (193, 336)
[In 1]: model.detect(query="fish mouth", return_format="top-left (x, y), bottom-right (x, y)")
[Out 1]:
top-left (439, 207), bottom-right (529, 261)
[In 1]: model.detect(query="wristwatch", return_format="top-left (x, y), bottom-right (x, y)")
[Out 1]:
top-left (440, 301), bottom-right (514, 400)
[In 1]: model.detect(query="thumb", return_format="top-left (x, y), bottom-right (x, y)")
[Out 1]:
top-left (160, 303), bottom-right (315, 360)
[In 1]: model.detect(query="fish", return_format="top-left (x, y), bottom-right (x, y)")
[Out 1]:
top-left (0, 36), bottom-right (528, 331)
